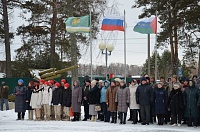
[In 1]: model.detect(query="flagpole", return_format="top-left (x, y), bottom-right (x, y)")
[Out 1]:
top-left (154, 13), bottom-right (158, 80)
top-left (124, 10), bottom-right (127, 82)
top-left (148, 34), bottom-right (150, 77)
top-left (89, 9), bottom-right (93, 80)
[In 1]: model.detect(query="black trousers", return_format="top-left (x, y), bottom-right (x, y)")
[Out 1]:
top-left (171, 108), bottom-right (182, 124)
top-left (140, 105), bottom-right (150, 124)
top-left (83, 101), bottom-right (89, 119)
top-left (157, 114), bottom-right (165, 125)
top-left (119, 112), bottom-right (127, 124)
top-left (18, 112), bottom-right (25, 119)
top-left (130, 109), bottom-right (139, 124)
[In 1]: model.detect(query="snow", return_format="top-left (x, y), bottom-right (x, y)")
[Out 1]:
top-left (0, 108), bottom-right (199, 132)
top-left (0, 73), bottom-right (6, 78)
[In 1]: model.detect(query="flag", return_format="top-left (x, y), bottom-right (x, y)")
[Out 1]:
top-left (133, 16), bottom-right (157, 34)
top-left (101, 16), bottom-right (124, 31)
top-left (65, 15), bottom-right (90, 33)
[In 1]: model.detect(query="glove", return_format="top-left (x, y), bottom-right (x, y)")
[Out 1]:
top-left (16, 91), bottom-right (21, 95)
top-left (127, 103), bottom-right (129, 107)
top-left (58, 104), bottom-right (61, 106)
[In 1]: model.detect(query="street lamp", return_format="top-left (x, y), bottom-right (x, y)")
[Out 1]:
top-left (99, 43), bottom-right (114, 80)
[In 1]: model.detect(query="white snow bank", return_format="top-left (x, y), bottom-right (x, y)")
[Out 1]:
top-left (0, 108), bottom-right (199, 132)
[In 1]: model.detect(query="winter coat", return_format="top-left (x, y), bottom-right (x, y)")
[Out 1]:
top-left (168, 88), bottom-right (184, 116)
top-left (30, 88), bottom-right (42, 109)
top-left (115, 86), bottom-right (130, 112)
top-left (0, 85), bottom-right (9, 99)
top-left (14, 85), bottom-right (26, 112)
top-left (25, 86), bottom-right (34, 110)
top-left (184, 85), bottom-right (200, 118)
top-left (129, 84), bottom-right (140, 109)
top-left (52, 88), bottom-right (62, 105)
top-left (42, 86), bottom-right (52, 105)
top-left (154, 87), bottom-right (168, 114)
top-left (136, 84), bottom-right (153, 105)
top-left (106, 86), bottom-right (118, 112)
top-left (61, 88), bottom-right (72, 107)
top-left (72, 81), bottom-right (82, 113)
top-left (88, 85), bottom-right (100, 105)
top-left (100, 80), bottom-right (110, 103)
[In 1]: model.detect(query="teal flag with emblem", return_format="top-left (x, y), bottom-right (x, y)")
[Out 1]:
top-left (65, 15), bottom-right (90, 33)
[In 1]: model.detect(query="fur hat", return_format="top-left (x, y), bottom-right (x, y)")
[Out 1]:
top-left (173, 83), bottom-right (180, 88)
top-left (114, 78), bottom-right (121, 83)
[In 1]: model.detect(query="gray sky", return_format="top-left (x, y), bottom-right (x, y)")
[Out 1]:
top-left (0, 0), bottom-right (184, 66)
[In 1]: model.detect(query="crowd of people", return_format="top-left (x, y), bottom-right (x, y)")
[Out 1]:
top-left (1, 75), bottom-right (200, 127)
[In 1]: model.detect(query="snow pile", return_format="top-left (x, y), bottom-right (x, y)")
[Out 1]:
top-left (0, 72), bottom-right (6, 78)
top-left (0, 109), bottom-right (199, 132)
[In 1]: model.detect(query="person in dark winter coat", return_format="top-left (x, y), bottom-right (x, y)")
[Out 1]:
top-left (25, 82), bottom-right (34, 120)
top-left (168, 83), bottom-right (184, 126)
top-left (106, 80), bottom-right (118, 124)
top-left (115, 80), bottom-right (130, 124)
top-left (184, 80), bottom-right (200, 127)
top-left (100, 80), bottom-right (110, 122)
top-left (14, 79), bottom-right (26, 120)
top-left (136, 77), bottom-right (153, 125)
top-left (154, 82), bottom-right (168, 125)
top-left (61, 83), bottom-right (72, 121)
top-left (0, 81), bottom-right (10, 111)
top-left (71, 80), bottom-right (82, 121)
top-left (88, 80), bottom-right (100, 122)
top-left (52, 82), bottom-right (62, 121)
top-left (82, 78), bottom-right (91, 121)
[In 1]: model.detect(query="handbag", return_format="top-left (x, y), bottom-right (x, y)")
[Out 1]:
top-left (95, 105), bottom-right (101, 112)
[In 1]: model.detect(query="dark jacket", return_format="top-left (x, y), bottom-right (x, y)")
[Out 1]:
top-left (52, 88), bottom-right (62, 105)
top-left (61, 88), bottom-right (72, 107)
top-left (88, 85), bottom-right (100, 105)
top-left (168, 88), bottom-right (184, 115)
top-left (14, 85), bottom-right (26, 113)
top-left (136, 83), bottom-right (153, 105)
top-left (25, 86), bottom-right (34, 110)
top-left (0, 85), bottom-right (10, 99)
top-left (82, 85), bottom-right (91, 101)
top-left (184, 84), bottom-right (200, 118)
top-left (154, 87), bottom-right (168, 114)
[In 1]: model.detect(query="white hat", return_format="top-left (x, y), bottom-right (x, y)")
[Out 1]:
top-left (91, 80), bottom-right (97, 85)
top-left (114, 78), bottom-right (121, 83)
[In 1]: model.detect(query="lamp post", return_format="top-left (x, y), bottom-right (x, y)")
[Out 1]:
top-left (99, 43), bottom-right (114, 80)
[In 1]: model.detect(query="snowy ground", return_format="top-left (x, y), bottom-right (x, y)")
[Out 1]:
top-left (0, 109), bottom-right (199, 132)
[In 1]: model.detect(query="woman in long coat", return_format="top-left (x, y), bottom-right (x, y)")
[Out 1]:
top-left (88, 80), bottom-right (100, 122)
top-left (106, 80), bottom-right (118, 123)
top-left (14, 79), bottom-right (26, 120)
top-left (184, 80), bottom-right (200, 127)
top-left (115, 80), bottom-right (130, 124)
top-left (71, 80), bottom-right (82, 121)
top-left (25, 81), bottom-right (34, 120)
top-left (154, 82), bottom-right (168, 125)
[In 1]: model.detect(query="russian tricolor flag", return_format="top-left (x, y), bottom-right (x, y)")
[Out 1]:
top-left (101, 16), bottom-right (124, 31)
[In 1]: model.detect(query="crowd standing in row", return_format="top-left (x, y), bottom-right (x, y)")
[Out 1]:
top-left (1, 75), bottom-right (200, 127)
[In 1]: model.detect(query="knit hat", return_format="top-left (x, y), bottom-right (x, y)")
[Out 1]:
top-left (114, 78), bottom-right (121, 83)
top-left (48, 80), bottom-right (54, 85)
top-left (44, 81), bottom-right (49, 86)
top-left (99, 80), bottom-right (104, 83)
top-left (64, 83), bottom-right (70, 88)
top-left (61, 79), bottom-right (66, 83)
top-left (141, 77), bottom-right (147, 82)
top-left (173, 83), bottom-right (180, 89)
top-left (39, 79), bottom-right (45, 84)
top-left (55, 82), bottom-right (60, 87)
top-left (18, 79), bottom-right (24, 84)
top-left (91, 80), bottom-right (96, 85)
top-left (120, 80), bottom-right (126, 84)
top-left (157, 82), bottom-right (163, 86)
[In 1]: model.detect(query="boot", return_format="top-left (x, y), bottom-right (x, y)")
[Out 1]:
top-left (123, 113), bottom-right (127, 124)
top-left (114, 112), bottom-right (117, 124)
top-left (94, 116), bottom-right (97, 122)
top-left (119, 112), bottom-right (123, 124)
top-left (76, 113), bottom-right (80, 121)
top-left (111, 112), bottom-right (114, 123)
top-left (160, 118), bottom-right (164, 125)
top-left (71, 113), bottom-right (77, 122)
top-left (128, 110), bottom-right (133, 121)
top-left (91, 116), bottom-right (94, 122)
top-left (157, 117), bottom-right (161, 125)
